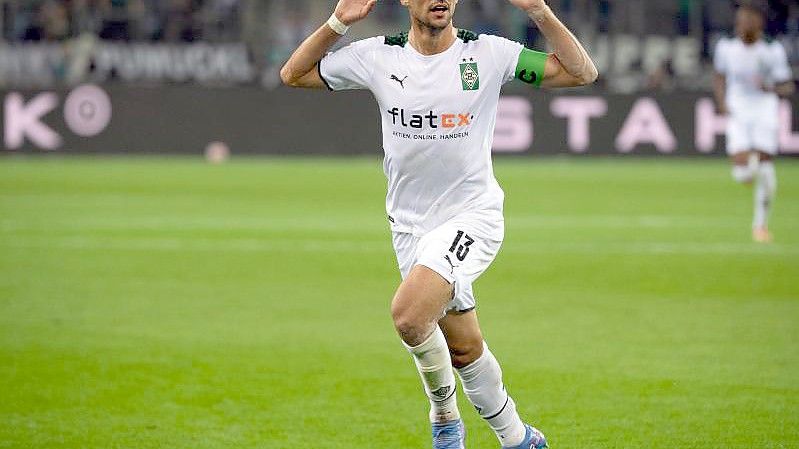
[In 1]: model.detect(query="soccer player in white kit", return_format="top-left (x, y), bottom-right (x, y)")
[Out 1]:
top-left (281, 1), bottom-right (597, 447)
top-left (713, 4), bottom-right (795, 243)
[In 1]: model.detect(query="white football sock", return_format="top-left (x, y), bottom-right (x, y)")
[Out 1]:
top-left (404, 326), bottom-right (460, 424)
top-left (753, 161), bottom-right (777, 229)
top-left (457, 343), bottom-right (526, 447)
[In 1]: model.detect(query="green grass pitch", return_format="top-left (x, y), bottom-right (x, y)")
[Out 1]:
top-left (1, 156), bottom-right (797, 448)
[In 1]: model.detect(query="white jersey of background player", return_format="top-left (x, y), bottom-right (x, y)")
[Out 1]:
top-left (281, 1), bottom-right (597, 448)
top-left (713, 4), bottom-right (795, 243)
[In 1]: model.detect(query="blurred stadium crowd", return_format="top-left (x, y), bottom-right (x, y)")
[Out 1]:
top-left (1, 0), bottom-right (242, 42)
top-left (3, 0), bottom-right (798, 42)
top-left (0, 0), bottom-right (797, 91)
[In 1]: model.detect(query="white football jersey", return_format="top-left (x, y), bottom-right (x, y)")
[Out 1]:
top-left (320, 30), bottom-right (523, 237)
top-left (714, 37), bottom-right (793, 116)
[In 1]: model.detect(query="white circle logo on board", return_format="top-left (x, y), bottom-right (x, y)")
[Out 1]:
top-left (63, 84), bottom-right (112, 137)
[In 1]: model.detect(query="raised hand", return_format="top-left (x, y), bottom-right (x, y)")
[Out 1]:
top-left (505, 0), bottom-right (548, 15)
top-left (334, 0), bottom-right (378, 26)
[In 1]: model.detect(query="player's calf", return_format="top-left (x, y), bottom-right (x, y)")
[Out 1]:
top-left (756, 153), bottom-right (777, 195)
top-left (456, 342), bottom-right (533, 448)
top-left (448, 336), bottom-right (484, 369)
top-left (392, 265), bottom-right (461, 425)
top-left (403, 327), bottom-right (461, 424)
top-left (752, 152), bottom-right (777, 242)
top-left (440, 311), bottom-right (485, 369)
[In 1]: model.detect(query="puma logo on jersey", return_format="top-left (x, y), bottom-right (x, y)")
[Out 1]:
top-left (444, 255), bottom-right (459, 274)
top-left (390, 74), bottom-right (408, 88)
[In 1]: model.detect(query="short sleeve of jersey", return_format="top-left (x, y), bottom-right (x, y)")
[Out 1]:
top-left (319, 37), bottom-right (380, 91)
top-left (482, 35), bottom-right (525, 84)
top-left (769, 41), bottom-right (793, 83)
top-left (713, 39), bottom-right (729, 74)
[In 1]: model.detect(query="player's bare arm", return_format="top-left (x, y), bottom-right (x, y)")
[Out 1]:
top-left (713, 71), bottom-right (728, 115)
top-left (280, 0), bottom-right (377, 89)
top-left (509, 0), bottom-right (598, 88)
top-left (761, 79), bottom-right (795, 97)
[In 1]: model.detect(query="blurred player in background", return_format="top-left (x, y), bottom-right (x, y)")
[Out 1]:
top-left (281, 0), bottom-right (597, 448)
top-left (713, 3), bottom-right (794, 243)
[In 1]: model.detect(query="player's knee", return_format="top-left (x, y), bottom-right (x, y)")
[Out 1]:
top-left (391, 301), bottom-right (430, 346)
top-left (394, 318), bottom-right (430, 347)
top-left (732, 165), bottom-right (754, 184)
top-left (449, 339), bottom-right (484, 369)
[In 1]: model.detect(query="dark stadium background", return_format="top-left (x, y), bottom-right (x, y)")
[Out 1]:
top-left (0, 0), bottom-right (797, 155)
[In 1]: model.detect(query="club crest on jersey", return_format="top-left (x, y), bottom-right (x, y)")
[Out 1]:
top-left (459, 58), bottom-right (479, 91)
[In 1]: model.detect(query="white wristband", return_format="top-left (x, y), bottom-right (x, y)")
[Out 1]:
top-left (327, 13), bottom-right (350, 35)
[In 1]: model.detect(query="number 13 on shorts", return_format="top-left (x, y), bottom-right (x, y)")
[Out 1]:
top-left (448, 230), bottom-right (475, 261)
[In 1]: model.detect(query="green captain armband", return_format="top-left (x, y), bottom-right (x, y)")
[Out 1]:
top-left (515, 48), bottom-right (548, 88)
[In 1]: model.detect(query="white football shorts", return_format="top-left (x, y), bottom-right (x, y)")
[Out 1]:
top-left (726, 111), bottom-right (779, 156)
top-left (391, 210), bottom-right (504, 314)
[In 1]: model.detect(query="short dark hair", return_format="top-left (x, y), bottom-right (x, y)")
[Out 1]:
top-left (737, 1), bottom-right (766, 18)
